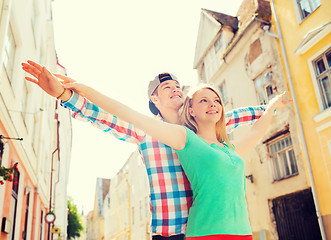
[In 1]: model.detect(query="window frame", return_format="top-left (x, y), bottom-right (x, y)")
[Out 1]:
top-left (293, 0), bottom-right (321, 23)
top-left (253, 71), bottom-right (274, 105)
top-left (214, 33), bottom-right (223, 53)
top-left (267, 134), bottom-right (299, 182)
top-left (3, 24), bottom-right (17, 85)
top-left (219, 81), bottom-right (229, 105)
top-left (309, 45), bottom-right (331, 111)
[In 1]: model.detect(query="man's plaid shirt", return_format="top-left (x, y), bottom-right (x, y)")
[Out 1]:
top-left (61, 92), bottom-right (265, 237)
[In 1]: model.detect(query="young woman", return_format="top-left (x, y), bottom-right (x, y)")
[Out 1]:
top-left (23, 62), bottom-right (289, 239)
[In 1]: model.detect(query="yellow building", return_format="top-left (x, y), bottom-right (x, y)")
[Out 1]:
top-left (193, 0), bottom-right (330, 239)
top-left (269, 0), bottom-right (331, 238)
top-left (106, 164), bottom-right (131, 240)
top-left (103, 150), bottom-right (150, 240)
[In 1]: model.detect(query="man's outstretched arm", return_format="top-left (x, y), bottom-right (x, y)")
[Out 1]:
top-left (22, 60), bottom-right (146, 145)
top-left (224, 105), bottom-right (266, 133)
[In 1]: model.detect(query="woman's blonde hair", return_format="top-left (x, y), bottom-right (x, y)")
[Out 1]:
top-left (180, 84), bottom-right (234, 149)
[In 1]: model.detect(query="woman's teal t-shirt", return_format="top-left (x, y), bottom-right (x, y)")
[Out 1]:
top-left (175, 127), bottom-right (252, 237)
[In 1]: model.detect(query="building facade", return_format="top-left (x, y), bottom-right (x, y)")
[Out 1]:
top-left (193, 0), bottom-right (325, 239)
top-left (89, 178), bottom-right (110, 240)
top-left (102, 150), bottom-right (150, 240)
top-left (270, 0), bottom-right (331, 239)
top-left (0, 0), bottom-right (72, 239)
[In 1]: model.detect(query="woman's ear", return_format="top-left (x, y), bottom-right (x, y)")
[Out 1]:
top-left (189, 107), bottom-right (195, 117)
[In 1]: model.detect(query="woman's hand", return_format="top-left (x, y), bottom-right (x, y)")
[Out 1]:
top-left (267, 91), bottom-right (292, 111)
top-left (233, 91), bottom-right (292, 156)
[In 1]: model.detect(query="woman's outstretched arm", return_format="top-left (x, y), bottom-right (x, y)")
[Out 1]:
top-left (22, 60), bottom-right (187, 150)
top-left (232, 92), bottom-right (292, 156)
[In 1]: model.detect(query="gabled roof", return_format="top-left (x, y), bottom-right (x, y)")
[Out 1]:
top-left (202, 9), bottom-right (238, 31)
top-left (193, 9), bottom-right (238, 68)
top-left (193, 0), bottom-right (272, 69)
top-left (237, 0), bottom-right (271, 29)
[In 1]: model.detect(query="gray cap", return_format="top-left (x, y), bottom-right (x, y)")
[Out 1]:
top-left (147, 73), bottom-right (179, 99)
top-left (147, 73), bottom-right (179, 115)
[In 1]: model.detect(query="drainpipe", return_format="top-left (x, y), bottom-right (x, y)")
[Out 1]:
top-left (267, 1), bottom-right (326, 239)
top-left (48, 101), bottom-right (61, 240)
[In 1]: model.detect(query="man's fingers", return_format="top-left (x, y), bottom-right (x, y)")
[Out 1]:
top-left (27, 60), bottom-right (43, 71)
top-left (22, 63), bottom-right (41, 78)
top-left (25, 76), bottom-right (38, 84)
top-left (22, 67), bottom-right (39, 79)
top-left (42, 66), bottom-right (55, 80)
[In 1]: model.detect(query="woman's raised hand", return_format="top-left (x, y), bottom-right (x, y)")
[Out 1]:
top-left (268, 91), bottom-right (292, 111)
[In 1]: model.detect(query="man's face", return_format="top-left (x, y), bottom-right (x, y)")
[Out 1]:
top-left (151, 80), bottom-right (184, 112)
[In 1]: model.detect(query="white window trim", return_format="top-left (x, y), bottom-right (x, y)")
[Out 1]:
top-left (295, 22), bottom-right (331, 55)
top-left (308, 44), bottom-right (331, 112)
top-left (219, 80), bottom-right (229, 105)
top-left (254, 70), bottom-right (274, 105)
top-left (292, 0), bottom-right (303, 24)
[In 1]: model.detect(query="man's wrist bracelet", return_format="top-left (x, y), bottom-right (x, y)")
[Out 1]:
top-left (57, 88), bottom-right (67, 99)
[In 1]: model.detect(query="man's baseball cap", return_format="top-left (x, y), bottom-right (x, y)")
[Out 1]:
top-left (148, 73), bottom-right (180, 115)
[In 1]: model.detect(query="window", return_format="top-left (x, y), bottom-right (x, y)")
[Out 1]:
top-left (9, 168), bottom-right (20, 240)
top-left (219, 82), bottom-right (229, 104)
top-left (214, 34), bottom-right (222, 53)
top-left (131, 207), bottom-right (134, 225)
top-left (21, 82), bottom-right (30, 122)
top-left (40, 211), bottom-right (44, 240)
top-left (268, 134), bottom-right (298, 181)
top-left (23, 193), bottom-right (30, 240)
top-left (0, 140), bottom-right (4, 166)
top-left (254, 71), bottom-right (274, 105)
top-left (145, 197), bottom-right (149, 217)
top-left (139, 200), bottom-right (142, 221)
top-left (33, 114), bottom-right (40, 153)
top-left (31, 0), bottom-right (38, 47)
top-left (200, 63), bottom-right (206, 83)
top-left (296, 0), bottom-right (320, 20)
top-left (3, 24), bottom-right (17, 83)
top-left (313, 48), bottom-right (331, 109)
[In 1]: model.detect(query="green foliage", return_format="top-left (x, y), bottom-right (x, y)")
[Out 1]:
top-left (0, 163), bottom-right (18, 185)
top-left (67, 197), bottom-right (83, 239)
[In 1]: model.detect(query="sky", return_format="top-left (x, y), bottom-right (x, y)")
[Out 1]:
top-left (51, 0), bottom-right (243, 214)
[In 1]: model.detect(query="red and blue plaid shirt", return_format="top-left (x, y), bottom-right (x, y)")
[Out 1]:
top-left (61, 92), bottom-right (265, 237)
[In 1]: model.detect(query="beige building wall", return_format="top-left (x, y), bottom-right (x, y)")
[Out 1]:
top-left (0, 0), bottom-right (72, 239)
top-left (128, 150), bottom-right (150, 240)
top-left (85, 211), bottom-right (93, 240)
top-left (89, 178), bottom-right (110, 240)
top-left (107, 164), bottom-right (130, 240)
top-left (193, 3), bottom-right (313, 239)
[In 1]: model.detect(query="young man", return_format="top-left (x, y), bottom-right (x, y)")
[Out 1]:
top-left (22, 61), bottom-right (266, 240)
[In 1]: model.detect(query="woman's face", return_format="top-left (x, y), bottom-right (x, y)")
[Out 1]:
top-left (189, 88), bottom-right (223, 125)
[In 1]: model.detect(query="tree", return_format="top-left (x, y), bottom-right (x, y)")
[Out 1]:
top-left (67, 197), bottom-right (83, 239)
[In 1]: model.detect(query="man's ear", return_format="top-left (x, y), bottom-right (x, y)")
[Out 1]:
top-left (189, 107), bottom-right (195, 117)
top-left (150, 95), bottom-right (158, 105)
